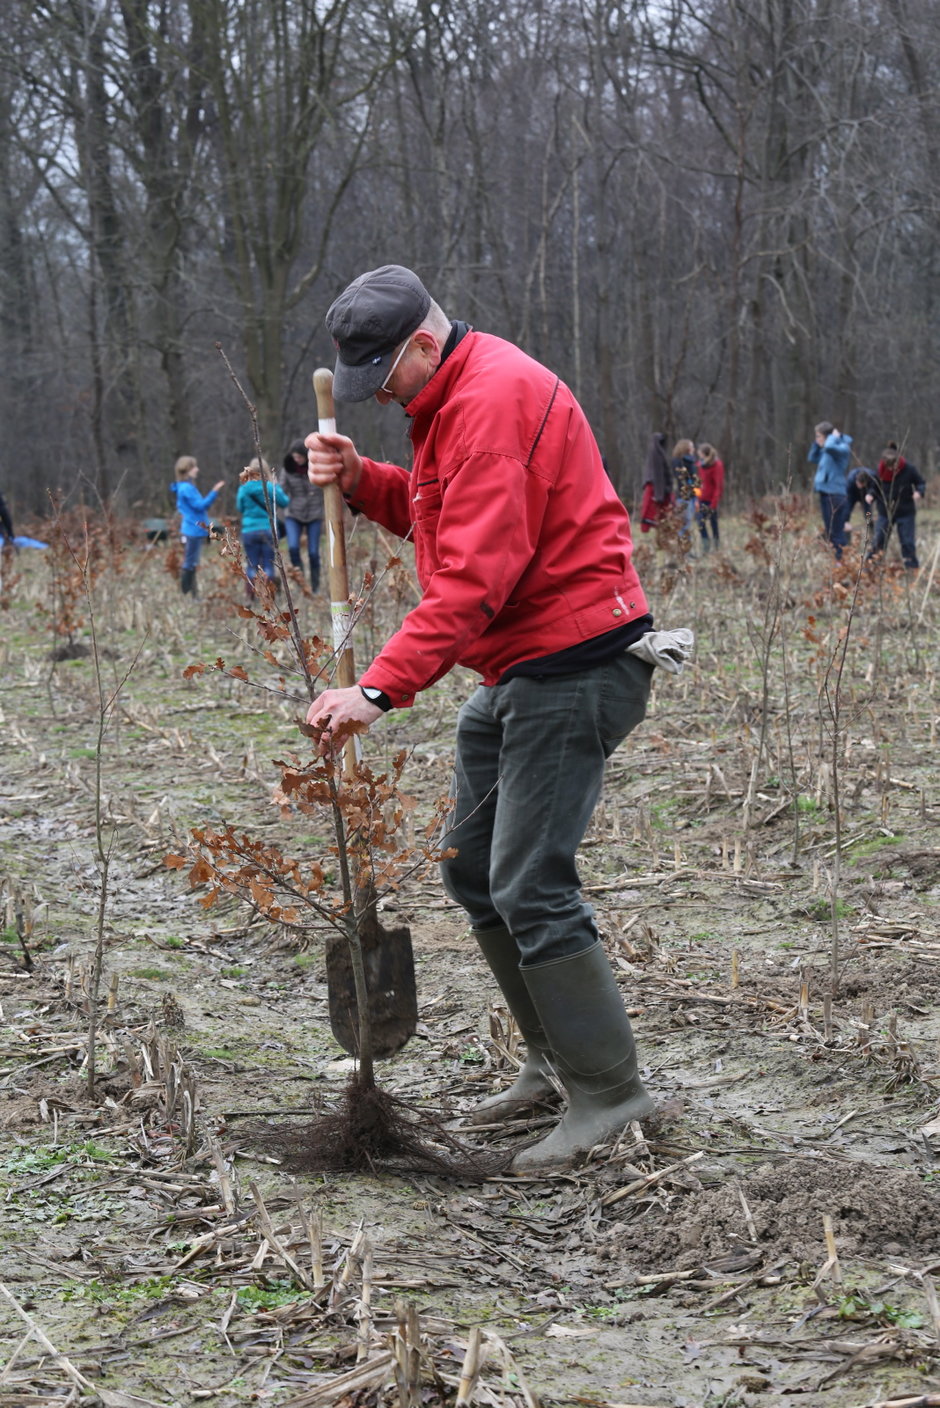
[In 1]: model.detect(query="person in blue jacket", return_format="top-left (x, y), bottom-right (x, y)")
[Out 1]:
top-left (808, 421), bottom-right (853, 560)
top-left (168, 456), bottom-right (225, 595)
top-left (236, 457), bottom-right (289, 596)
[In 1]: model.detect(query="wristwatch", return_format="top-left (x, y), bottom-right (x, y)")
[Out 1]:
top-left (359, 685), bottom-right (392, 713)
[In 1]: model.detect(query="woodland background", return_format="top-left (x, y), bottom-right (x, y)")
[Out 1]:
top-left (0, 0), bottom-right (938, 516)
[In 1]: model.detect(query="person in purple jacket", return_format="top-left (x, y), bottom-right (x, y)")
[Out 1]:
top-left (168, 456), bottom-right (225, 596)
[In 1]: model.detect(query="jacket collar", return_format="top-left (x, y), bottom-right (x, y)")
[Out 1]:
top-left (405, 328), bottom-right (478, 422)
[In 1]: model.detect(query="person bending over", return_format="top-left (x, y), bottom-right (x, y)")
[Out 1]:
top-left (865, 441), bottom-right (925, 569)
top-left (305, 264), bottom-right (666, 1174)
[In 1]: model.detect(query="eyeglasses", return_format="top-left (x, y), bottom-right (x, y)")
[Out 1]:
top-left (379, 339), bottom-right (410, 395)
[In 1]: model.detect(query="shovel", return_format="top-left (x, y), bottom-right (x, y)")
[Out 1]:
top-left (312, 368), bottom-right (418, 1059)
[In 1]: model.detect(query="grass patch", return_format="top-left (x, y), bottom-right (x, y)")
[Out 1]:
top-left (806, 898), bottom-right (854, 921)
top-left (650, 798), bottom-right (680, 831)
top-left (850, 832), bottom-right (904, 859)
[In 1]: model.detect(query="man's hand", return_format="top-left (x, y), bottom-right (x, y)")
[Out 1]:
top-left (305, 433), bottom-right (363, 496)
top-left (307, 686), bottom-right (382, 754)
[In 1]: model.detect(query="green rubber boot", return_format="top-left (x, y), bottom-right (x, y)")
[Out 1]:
top-left (511, 940), bottom-right (653, 1173)
top-left (466, 925), bottom-right (558, 1125)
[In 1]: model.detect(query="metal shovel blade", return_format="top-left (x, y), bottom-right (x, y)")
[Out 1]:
top-left (325, 912), bottom-right (418, 1058)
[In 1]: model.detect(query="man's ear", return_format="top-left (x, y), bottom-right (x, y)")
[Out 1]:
top-left (412, 328), bottom-right (443, 373)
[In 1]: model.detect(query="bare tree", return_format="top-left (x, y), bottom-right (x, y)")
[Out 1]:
top-left (1, 0), bottom-right (938, 513)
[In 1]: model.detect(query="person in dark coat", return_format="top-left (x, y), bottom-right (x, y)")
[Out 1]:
top-left (671, 439), bottom-right (700, 540)
top-left (0, 490), bottom-right (14, 544)
top-left (845, 464), bottom-right (879, 548)
top-left (279, 440), bottom-right (325, 590)
top-left (638, 433), bottom-right (673, 533)
top-left (864, 442), bottom-right (926, 569)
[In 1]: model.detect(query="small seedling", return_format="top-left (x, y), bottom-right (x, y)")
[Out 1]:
top-left (836, 1293), bottom-right (924, 1328)
top-left (237, 1280), bottom-right (303, 1311)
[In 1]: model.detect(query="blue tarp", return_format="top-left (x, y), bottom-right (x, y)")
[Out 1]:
top-left (12, 536), bottom-right (49, 549)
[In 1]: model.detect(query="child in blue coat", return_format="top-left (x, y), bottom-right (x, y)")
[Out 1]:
top-left (808, 422), bottom-right (853, 560)
top-left (236, 458), bottom-right (289, 596)
top-left (169, 456), bottom-right (225, 595)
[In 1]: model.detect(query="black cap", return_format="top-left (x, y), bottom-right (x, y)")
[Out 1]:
top-left (325, 265), bottom-right (432, 402)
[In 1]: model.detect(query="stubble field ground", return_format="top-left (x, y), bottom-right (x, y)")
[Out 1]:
top-left (0, 496), bottom-right (939, 1408)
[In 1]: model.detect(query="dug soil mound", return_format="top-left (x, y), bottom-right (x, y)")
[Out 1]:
top-left (611, 1159), bottom-right (940, 1272)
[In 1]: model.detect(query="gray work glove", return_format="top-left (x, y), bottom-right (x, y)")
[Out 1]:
top-left (627, 627), bottom-right (695, 675)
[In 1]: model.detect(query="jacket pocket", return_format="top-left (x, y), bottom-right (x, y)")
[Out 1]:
top-left (412, 482), bottom-right (442, 523)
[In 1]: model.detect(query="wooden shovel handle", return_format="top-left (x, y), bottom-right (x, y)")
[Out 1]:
top-left (313, 368), bottom-right (356, 694)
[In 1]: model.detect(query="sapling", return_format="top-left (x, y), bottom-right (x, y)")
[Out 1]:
top-left (817, 549), bottom-right (868, 998)
top-left (213, 349), bottom-right (404, 1078)
top-left (167, 355), bottom-right (501, 1176)
top-left (53, 512), bottom-right (146, 1093)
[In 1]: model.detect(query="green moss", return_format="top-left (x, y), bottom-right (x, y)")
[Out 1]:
top-left (59, 1275), bottom-right (175, 1308)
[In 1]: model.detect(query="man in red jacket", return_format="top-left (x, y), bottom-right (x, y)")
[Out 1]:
top-left (306, 265), bottom-right (655, 1173)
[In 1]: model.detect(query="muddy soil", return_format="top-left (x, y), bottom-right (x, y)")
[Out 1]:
top-left (1, 512), bottom-right (940, 1408)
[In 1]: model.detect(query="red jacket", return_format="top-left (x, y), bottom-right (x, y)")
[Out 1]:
top-left (699, 457), bottom-right (725, 508)
top-left (347, 331), bottom-right (649, 707)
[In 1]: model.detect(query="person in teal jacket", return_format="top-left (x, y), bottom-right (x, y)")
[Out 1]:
top-left (168, 455), bottom-right (225, 594)
top-left (236, 457), bottom-right (289, 595)
top-left (808, 421), bottom-right (853, 560)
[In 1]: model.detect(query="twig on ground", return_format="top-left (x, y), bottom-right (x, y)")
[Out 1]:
top-left (601, 1151), bottom-right (704, 1207)
top-left (0, 1281), bottom-right (97, 1394)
